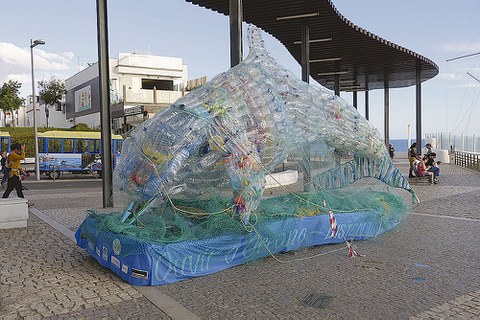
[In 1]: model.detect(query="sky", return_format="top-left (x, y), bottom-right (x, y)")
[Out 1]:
top-left (0, 0), bottom-right (479, 139)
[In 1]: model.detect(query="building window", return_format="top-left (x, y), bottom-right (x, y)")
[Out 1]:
top-left (141, 79), bottom-right (173, 91)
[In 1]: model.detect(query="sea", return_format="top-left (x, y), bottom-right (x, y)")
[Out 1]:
top-left (310, 138), bottom-right (425, 157)
top-left (390, 139), bottom-right (425, 153)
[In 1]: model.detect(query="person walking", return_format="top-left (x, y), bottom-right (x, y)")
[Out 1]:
top-left (408, 143), bottom-right (417, 178)
top-left (388, 144), bottom-right (395, 159)
top-left (2, 143), bottom-right (29, 201)
top-left (1, 149), bottom-right (8, 188)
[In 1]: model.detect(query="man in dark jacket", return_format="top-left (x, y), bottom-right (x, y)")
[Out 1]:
top-left (408, 143), bottom-right (417, 178)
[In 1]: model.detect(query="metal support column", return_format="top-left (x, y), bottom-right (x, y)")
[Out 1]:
top-left (352, 91), bottom-right (357, 109)
top-left (300, 24), bottom-right (310, 191)
top-left (301, 24), bottom-right (310, 83)
top-left (96, 0), bottom-right (113, 207)
top-left (365, 77), bottom-right (370, 120)
top-left (416, 65), bottom-right (422, 156)
top-left (229, 0), bottom-right (243, 67)
top-left (365, 86), bottom-right (369, 121)
top-left (384, 78), bottom-right (390, 148)
top-left (334, 74), bottom-right (340, 96)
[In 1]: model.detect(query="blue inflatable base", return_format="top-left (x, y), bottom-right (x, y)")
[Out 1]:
top-left (75, 210), bottom-right (400, 286)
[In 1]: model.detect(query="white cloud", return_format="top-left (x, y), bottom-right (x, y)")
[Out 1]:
top-left (436, 71), bottom-right (480, 89)
top-left (34, 48), bottom-right (76, 71)
top-left (464, 82), bottom-right (480, 88)
top-left (0, 42), bottom-right (77, 97)
top-left (441, 41), bottom-right (480, 55)
top-left (0, 42), bottom-right (74, 71)
top-left (0, 42), bottom-right (31, 69)
top-left (7, 73), bottom-right (30, 84)
top-left (437, 72), bottom-right (464, 81)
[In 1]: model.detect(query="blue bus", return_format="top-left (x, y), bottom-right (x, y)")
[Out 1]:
top-left (38, 130), bottom-right (123, 179)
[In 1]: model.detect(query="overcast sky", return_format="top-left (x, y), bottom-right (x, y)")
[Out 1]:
top-left (1, 0), bottom-right (479, 139)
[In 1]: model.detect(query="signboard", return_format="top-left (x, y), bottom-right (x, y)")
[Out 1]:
top-left (75, 85), bottom-right (92, 112)
top-left (124, 105), bottom-right (144, 116)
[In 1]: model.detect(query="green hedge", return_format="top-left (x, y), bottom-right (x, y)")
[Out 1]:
top-left (0, 125), bottom-right (98, 157)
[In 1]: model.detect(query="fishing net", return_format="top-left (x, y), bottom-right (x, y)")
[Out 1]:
top-left (83, 186), bottom-right (408, 257)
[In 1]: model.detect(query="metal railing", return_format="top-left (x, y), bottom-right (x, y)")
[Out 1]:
top-left (426, 132), bottom-right (479, 153)
top-left (455, 151), bottom-right (480, 171)
top-left (125, 89), bottom-right (183, 105)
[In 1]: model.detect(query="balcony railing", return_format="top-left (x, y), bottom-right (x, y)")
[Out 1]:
top-left (123, 88), bottom-right (183, 105)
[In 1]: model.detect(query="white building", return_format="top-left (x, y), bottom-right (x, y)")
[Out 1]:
top-left (0, 95), bottom-right (70, 129)
top-left (65, 53), bottom-right (189, 133)
top-left (0, 108), bottom-right (23, 127)
top-left (1, 53), bottom-right (198, 131)
top-left (24, 95), bottom-right (71, 128)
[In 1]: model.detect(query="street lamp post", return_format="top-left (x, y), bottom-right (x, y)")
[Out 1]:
top-left (30, 39), bottom-right (45, 181)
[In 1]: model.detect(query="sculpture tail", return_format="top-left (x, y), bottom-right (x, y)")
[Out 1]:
top-left (311, 156), bottom-right (418, 203)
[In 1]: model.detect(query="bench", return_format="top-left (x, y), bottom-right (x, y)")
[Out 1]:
top-left (409, 175), bottom-right (433, 185)
top-left (0, 198), bottom-right (28, 229)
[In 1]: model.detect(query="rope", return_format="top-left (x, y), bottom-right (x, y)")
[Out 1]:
top-left (248, 222), bottom-right (350, 263)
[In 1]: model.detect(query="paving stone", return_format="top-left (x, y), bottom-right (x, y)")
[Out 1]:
top-left (2, 162), bottom-right (480, 318)
top-left (0, 214), bottom-right (170, 319)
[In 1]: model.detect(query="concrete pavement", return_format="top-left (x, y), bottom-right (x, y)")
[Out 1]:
top-left (1, 162), bottom-right (480, 319)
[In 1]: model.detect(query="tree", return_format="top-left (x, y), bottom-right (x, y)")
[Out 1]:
top-left (38, 78), bottom-right (66, 128)
top-left (0, 80), bottom-right (25, 127)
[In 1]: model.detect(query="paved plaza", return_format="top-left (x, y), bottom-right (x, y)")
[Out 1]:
top-left (1, 161), bottom-right (480, 319)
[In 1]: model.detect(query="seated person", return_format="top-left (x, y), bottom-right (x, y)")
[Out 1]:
top-left (425, 152), bottom-right (440, 183)
top-left (424, 143), bottom-right (433, 156)
top-left (411, 155), bottom-right (422, 177)
top-left (417, 156), bottom-right (435, 184)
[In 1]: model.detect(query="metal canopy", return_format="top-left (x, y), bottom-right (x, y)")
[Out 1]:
top-left (186, 0), bottom-right (439, 91)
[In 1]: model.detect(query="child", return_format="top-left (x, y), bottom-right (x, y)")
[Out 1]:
top-left (411, 155), bottom-right (422, 177)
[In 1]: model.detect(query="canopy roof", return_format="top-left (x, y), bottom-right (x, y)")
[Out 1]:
top-left (186, 0), bottom-right (439, 91)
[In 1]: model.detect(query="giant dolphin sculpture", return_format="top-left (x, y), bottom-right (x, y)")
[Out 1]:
top-left (115, 26), bottom-right (414, 225)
